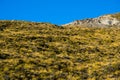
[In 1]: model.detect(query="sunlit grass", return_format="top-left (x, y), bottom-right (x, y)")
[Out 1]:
top-left (0, 20), bottom-right (120, 79)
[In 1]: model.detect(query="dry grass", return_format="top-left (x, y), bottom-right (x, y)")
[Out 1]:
top-left (0, 20), bottom-right (120, 80)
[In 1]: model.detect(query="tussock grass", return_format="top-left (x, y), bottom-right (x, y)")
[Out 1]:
top-left (0, 20), bottom-right (120, 80)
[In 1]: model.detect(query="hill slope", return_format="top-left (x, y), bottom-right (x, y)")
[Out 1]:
top-left (0, 20), bottom-right (120, 80)
top-left (63, 13), bottom-right (120, 27)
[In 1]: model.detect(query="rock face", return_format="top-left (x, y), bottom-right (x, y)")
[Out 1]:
top-left (63, 13), bottom-right (120, 27)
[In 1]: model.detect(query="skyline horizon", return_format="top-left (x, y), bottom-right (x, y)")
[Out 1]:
top-left (0, 12), bottom-right (120, 25)
top-left (0, 0), bottom-right (120, 25)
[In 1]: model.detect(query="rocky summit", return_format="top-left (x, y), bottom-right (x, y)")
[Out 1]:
top-left (63, 13), bottom-right (120, 27)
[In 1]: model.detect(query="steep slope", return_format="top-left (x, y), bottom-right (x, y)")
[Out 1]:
top-left (0, 20), bottom-right (120, 80)
top-left (63, 13), bottom-right (120, 27)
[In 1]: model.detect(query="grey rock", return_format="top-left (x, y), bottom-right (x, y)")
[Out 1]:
top-left (62, 14), bottom-right (120, 27)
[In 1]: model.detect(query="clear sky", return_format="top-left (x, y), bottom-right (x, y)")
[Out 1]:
top-left (0, 0), bottom-right (120, 25)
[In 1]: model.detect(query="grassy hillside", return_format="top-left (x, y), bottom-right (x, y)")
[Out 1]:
top-left (0, 20), bottom-right (120, 80)
top-left (111, 13), bottom-right (120, 20)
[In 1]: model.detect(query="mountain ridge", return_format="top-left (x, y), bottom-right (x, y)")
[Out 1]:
top-left (62, 13), bottom-right (120, 27)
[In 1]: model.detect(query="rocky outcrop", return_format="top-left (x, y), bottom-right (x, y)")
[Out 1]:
top-left (63, 13), bottom-right (120, 27)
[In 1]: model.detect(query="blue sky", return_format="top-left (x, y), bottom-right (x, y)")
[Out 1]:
top-left (0, 0), bottom-right (120, 25)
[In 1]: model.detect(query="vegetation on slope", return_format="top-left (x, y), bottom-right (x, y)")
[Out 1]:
top-left (0, 21), bottom-right (120, 80)
top-left (111, 13), bottom-right (120, 20)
